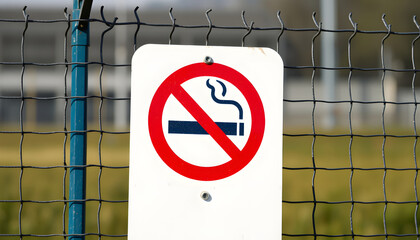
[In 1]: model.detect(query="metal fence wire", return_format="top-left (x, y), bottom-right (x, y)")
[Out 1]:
top-left (1, 5), bottom-right (420, 240)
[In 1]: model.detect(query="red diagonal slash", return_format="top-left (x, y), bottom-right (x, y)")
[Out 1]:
top-left (171, 84), bottom-right (241, 159)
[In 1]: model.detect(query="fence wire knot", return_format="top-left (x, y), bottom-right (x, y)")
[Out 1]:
top-left (205, 9), bottom-right (213, 46)
top-left (169, 8), bottom-right (176, 44)
top-left (241, 11), bottom-right (254, 47)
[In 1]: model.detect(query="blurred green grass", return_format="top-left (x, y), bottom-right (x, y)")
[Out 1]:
top-left (283, 130), bottom-right (420, 240)
top-left (0, 132), bottom-right (129, 240)
top-left (1, 129), bottom-right (420, 239)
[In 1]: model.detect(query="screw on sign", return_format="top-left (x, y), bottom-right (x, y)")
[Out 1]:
top-left (148, 61), bottom-right (265, 181)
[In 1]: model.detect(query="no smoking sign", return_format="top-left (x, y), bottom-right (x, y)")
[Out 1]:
top-left (129, 45), bottom-right (283, 240)
top-left (150, 62), bottom-right (264, 181)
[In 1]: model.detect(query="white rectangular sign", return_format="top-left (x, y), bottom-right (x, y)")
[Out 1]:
top-left (128, 44), bottom-right (283, 240)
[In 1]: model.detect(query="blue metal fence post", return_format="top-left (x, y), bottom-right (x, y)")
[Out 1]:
top-left (70, 0), bottom-right (92, 239)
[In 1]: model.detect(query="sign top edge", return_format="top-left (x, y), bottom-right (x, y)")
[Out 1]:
top-left (133, 44), bottom-right (283, 64)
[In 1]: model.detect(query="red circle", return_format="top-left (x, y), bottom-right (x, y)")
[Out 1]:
top-left (148, 63), bottom-right (265, 181)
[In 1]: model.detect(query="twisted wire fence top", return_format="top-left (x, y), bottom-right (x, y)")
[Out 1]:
top-left (0, 6), bottom-right (420, 239)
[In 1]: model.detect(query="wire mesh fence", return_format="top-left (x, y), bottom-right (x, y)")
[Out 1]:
top-left (1, 5), bottom-right (420, 240)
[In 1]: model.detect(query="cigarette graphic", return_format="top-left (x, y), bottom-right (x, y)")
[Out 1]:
top-left (168, 79), bottom-right (245, 136)
top-left (168, 120), bottom-right (244, 136)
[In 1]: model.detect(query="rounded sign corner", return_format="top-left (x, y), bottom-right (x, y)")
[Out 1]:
top-left (261, 47), bottom-right (284, 67)
top-left (132, 44), bottom-right (159, 63)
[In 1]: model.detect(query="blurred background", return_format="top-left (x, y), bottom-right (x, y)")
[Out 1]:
top-left (1, 0), bottom-right (420, 130)
top-left (1, 0), bottom-right (420, 239)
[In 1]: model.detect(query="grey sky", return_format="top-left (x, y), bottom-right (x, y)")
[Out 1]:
top-left (0, 0), bottom-right (242, 10)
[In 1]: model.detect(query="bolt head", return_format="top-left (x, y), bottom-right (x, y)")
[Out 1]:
top-left (200, 191), bottom-right (211, 201)
top-left (204, 56), bottom-right (213, 65)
